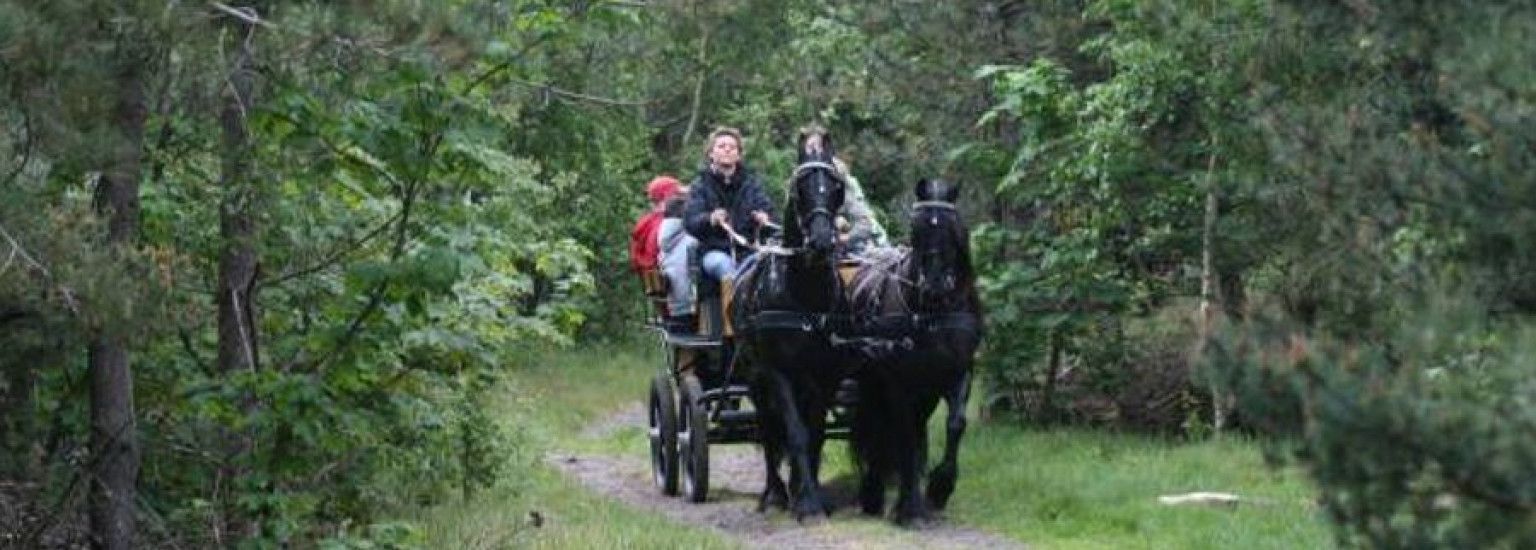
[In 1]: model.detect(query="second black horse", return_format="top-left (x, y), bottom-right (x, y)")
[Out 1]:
top-left (846, 178), bottom-right (984, 525)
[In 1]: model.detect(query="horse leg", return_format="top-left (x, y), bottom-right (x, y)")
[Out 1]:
top-left (890, 387), bottom-right (930, 525)
top-left (758, 427), bottom-right (789, 512)
top-left (767, 368), bottom-right (826, 521)
top-left (858, 463), bottom-right (885, 515)
top-left (804, 381), bottom-right (832, 516)
top-left (927, 369), bottom-right (971, 510)
top-left (853, 375), bottom-right (887, 516)
top-left (754, 372), bottom-right (789, 512)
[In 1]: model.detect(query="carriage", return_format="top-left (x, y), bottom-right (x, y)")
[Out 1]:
top-left (637, 124), bottom-right (978, 523)
top-left (639, 249), bottom-right (862, 503)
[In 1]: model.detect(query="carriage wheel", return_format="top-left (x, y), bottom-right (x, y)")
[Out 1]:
top-left (648, 372), bottom-right (680, 496)
top-left (679, 374), bottom-right (711, 503)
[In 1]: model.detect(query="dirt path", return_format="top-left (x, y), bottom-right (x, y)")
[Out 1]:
top-left (550, 404), bottom-right (1027, 550)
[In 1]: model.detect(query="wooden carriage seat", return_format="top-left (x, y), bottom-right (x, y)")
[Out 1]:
top-left (639, 268), bottom-right (669, 323)
top-left (837, 259), bottom-right (860, 287)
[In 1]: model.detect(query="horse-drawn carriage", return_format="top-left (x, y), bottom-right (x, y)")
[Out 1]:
top-left (641, 232), bottom-right (861, 503)
top-left (638, 127), bottom-right (982, 524)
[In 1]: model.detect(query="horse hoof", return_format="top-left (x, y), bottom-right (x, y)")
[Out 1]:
top-left (926, 476), bottom-right (956, 511)
top-left (892, 501), bottom-right (933, 528)
top-left (859, 484), bottom-right (884, 515)
top-left (792, 497), bottom-right (827, 523)
top-left (895, 512), bottom-right (940, 529)
top-left (795, 511), bottom-right (830, 526)
top-left (859, 493), bottom-right (884, 516)
top-left (758, 488), bottom-right (789, 512)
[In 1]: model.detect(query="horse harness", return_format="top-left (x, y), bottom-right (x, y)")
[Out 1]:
top-left (736, 195), bottom-right (982, 361)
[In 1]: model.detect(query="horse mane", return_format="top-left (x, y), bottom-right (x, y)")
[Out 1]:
top-left (849, 247), bottom-right (911, 317)
top-left (849, 201), bottom-right (984, 323)
top-left (951, 216), bottom-right (985, 323)
top-left (782, 193), bottom-right (804, 248)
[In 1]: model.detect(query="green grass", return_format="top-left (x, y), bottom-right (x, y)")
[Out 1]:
top-left (950, 427), bottom-right (1333, 549)
top-left (412, 338), bottom-right (1335, 549)
top-left (409, 339), bottom-right (735, 549)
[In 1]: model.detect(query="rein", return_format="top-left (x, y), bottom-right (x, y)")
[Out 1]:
top-left (835, 198), bottom-right (982, 348)
top-left (847, 199), bottom-right (959, 290)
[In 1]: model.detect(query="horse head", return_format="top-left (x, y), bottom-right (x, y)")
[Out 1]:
top-left (910, 178), bottom-right (972, 310)
top-left (788, 126), bottom-right (845, 259)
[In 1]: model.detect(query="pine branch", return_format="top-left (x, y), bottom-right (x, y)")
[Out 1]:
top-left (0, 223), bottom-right (80, 315)
top-left (3, 109), bottom-right (34, 188)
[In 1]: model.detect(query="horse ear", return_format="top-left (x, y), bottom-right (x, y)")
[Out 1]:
top-left (943, 180), bottom-right (961, 203)
top-left (914, 178), bottom-right (932, 201)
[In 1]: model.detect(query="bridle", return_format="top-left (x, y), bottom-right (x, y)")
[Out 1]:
top-left (829, 197), bottom-right (980, 352)
top-left (792, 160), bottom-right (843, 229)
top-left (909, 199), bottom-right (962, 308)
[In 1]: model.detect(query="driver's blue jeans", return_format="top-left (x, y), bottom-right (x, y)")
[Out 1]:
top-left (701, 250), bottom-right (737, 282)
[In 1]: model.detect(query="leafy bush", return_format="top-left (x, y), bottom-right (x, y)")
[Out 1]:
top-left (1212, 298), bottom-right (1536, 547)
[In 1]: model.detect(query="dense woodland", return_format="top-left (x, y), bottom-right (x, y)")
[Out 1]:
top-left (2, 1), bottom-right (1533, 547)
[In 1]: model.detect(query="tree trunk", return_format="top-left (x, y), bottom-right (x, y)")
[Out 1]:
top-left (215, 11), bottom-right (260, 541)
top-left (679, 26), bottom-right (710, 159)
top-left (1197, 152), bottom-right (1230, 434)
top-left (89, 38), bottom-right (148, 550)
top-left (1041, 329), bottom-right (1063, 422)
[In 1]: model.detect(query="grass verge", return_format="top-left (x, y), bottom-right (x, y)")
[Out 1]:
top-left (950, 425), bottom-right (1332, 549)
top-left (409, 338), bottom-right (734, 549)
top-left (413, 338), bottom-right (1334, 549)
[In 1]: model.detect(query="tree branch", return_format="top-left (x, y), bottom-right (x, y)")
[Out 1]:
top-left (500, 75), bottom-right (652, 107)
top-left (308, 121), bottom-right (443, 373)
top-left (260, 210), bottom-right (404, 289)
top-left (680, 27), bottom-right (710, 154)
top-left (3, 109), bottom-right (34, 188)
top-left (0, 223), bottom-right (80, 315)
top-left (208, 2), bottom-right (274, 29)
top-left (178, 327), bottom-right (213, 375)
top-left (461, 34), bottom-right (553, 96)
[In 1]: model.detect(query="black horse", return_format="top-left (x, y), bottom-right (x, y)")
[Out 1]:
top-left (731, 127), bottom-right (846, 520)
top-left (847, 178), bottom-right (983, 525)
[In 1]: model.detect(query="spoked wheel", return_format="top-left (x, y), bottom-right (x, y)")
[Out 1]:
top-left (679, 374), bottom-right (711, 503)
top-left (648, 372), bottom-right (679, 496)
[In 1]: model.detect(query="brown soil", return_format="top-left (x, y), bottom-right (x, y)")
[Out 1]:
top-left (549, 404), bottom-right (1027, 550)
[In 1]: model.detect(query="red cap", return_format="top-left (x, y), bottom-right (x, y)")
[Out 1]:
top-left (646, 176), bottom-right (681, 202)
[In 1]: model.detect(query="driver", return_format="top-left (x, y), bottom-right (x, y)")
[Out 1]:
top-left (683, 127), bottom-right (777, 283)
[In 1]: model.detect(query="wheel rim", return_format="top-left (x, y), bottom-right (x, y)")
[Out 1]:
top-left (649, 392), bottom-right (667, 487)
top-left (679, 377), bottom-right (709, 502)
top-left (680, 400), bottom-right (696, 495)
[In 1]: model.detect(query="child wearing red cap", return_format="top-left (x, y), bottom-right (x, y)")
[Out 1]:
top-left (630, 175), bottom-right (681, 275)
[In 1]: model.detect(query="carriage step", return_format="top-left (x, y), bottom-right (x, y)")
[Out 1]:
top-left (665, 333), bottom-right (723, 348)
top-left (714, 409), bottom-right (756, 426)
top-left (701, 384), bottom-right (752, 401)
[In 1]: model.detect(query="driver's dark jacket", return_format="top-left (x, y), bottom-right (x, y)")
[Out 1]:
top-left (683, 164), bottom-right (776, 256)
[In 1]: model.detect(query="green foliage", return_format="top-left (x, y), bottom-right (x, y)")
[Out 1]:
top-left (1212, 297), bottom-right (1536, 547)
top-left (971, 0), bottom-right (1536, 545)
top-left (972, 0), bottom-right (1260, 423)
top-left (2, 1), bottom-right (609, 545)
top-left (6, 0), bottom-right (1535, 545)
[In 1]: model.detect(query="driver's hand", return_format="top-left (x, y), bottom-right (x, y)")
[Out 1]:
top-left (751, 210), bottom-right (770, 226)
top-left (710, 209), bottom-right (729, 227)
